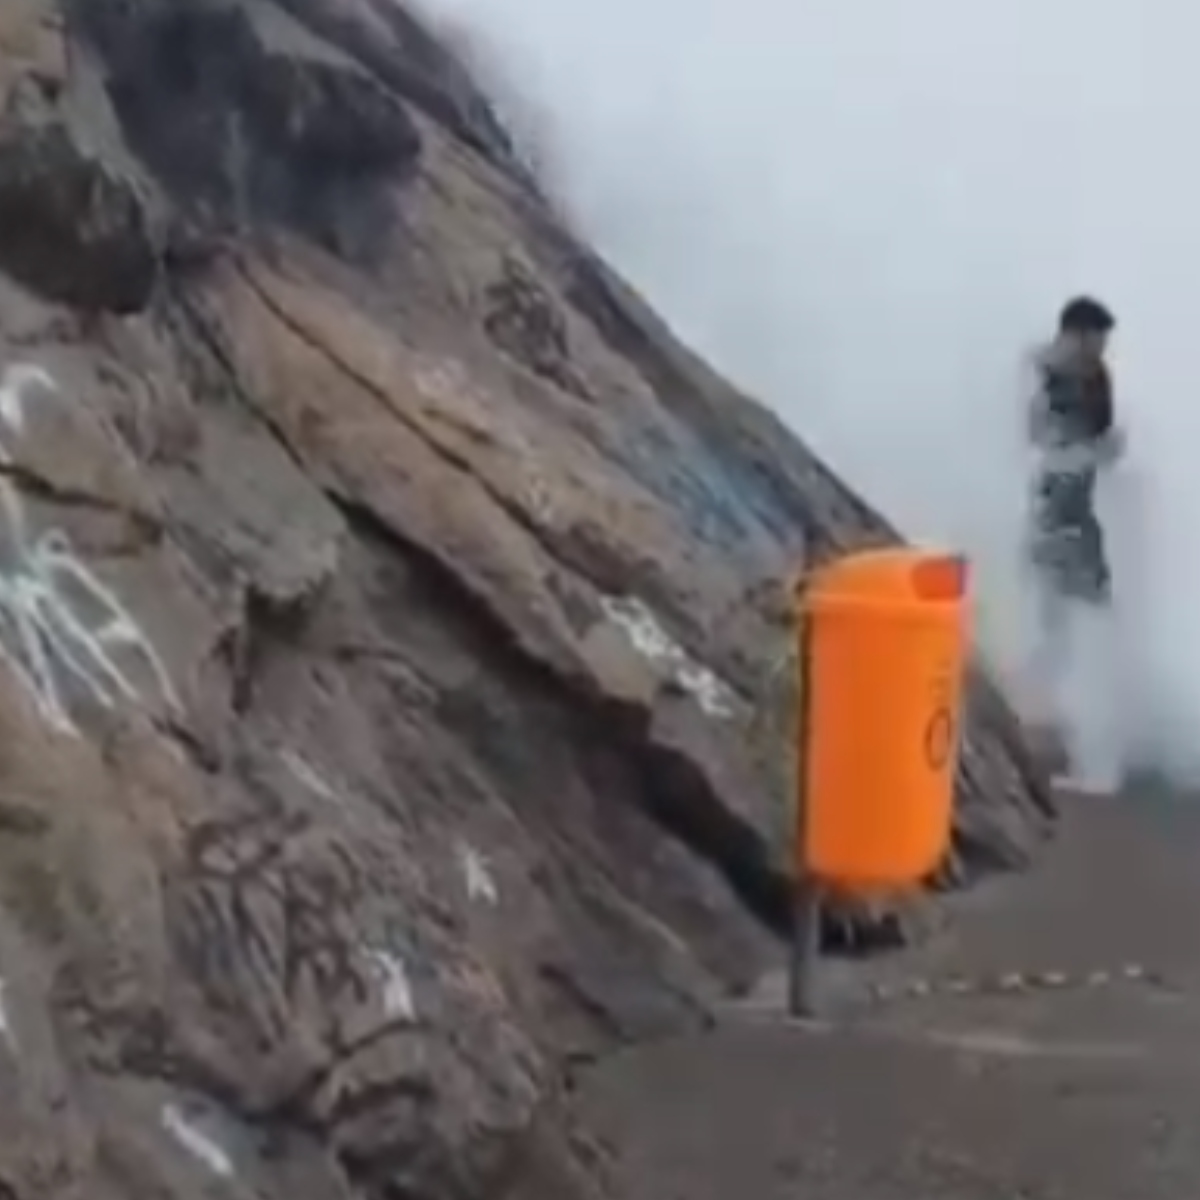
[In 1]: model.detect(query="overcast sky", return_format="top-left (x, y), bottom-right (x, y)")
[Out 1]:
top-left (421, 0), bottom-right (1200, 783)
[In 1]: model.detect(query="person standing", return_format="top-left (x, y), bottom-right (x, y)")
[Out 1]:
top-left (1024, 295), bottom-right (1126, 788)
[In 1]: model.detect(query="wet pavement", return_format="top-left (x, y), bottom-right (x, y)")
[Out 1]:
top-left (566, 791), bottom-right (1200, 1199)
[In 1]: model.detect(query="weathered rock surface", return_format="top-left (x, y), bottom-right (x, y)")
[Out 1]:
top-left (0, 2), bottom-right (1052, 1198)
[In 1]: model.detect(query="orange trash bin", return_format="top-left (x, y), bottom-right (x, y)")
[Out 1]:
top-left (795, 547), bottom-right (969, 892)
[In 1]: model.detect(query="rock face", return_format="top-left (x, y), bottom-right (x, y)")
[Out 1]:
top-left (0, 2), bottom-right (1052, 1199)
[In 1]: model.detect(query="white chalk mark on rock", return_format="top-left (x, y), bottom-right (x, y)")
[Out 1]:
top-left (366, 948), bottom-right (416, 1020)
top-left (0, 362), bottom-right (178, 736)
top-left (413, 359), bottom-right (469, 407)
top-left (0, 364), bottom-right (53, 431)
top-left (280, 749), bottom-right (340, 804)
top-left (506, 427), bottom-right (555, 526)
top-left (458, 841), bottom-right (499, 905)
top-left (600, 594), bottom-right (734, 717)
top-left (524, 475), bottom-right (555, 525)
top-left (161, 1103), bottom-right (235, 1178)
top-left (0, 978), bottom-right (13, 1048)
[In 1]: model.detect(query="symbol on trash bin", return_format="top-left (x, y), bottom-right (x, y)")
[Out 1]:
top-left (924, 708), bottom-right (954, 770)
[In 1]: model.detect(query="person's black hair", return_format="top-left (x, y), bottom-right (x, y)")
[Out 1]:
top-left (1058, 295), bottom-right (1115, 334)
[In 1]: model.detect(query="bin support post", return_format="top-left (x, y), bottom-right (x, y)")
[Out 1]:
top-left (787, 588), bottom-right (821, 1019)
top-left (787, 875), bottom-right (820, 1017)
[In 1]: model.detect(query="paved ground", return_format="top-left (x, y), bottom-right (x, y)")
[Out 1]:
top-left (567, 790), bottom-right (1200, 1199)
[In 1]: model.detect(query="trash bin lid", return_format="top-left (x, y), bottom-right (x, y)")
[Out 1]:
top-left (798, 547), bottom-right (967, 604)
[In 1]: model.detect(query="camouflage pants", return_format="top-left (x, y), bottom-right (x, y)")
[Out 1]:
top-left (1028, 468), bottom-right (1111, 605)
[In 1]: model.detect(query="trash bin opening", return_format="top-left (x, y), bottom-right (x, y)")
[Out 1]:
top-left (911, 554), bottom-right (967, 602)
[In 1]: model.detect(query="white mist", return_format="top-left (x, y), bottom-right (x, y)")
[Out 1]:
top-left (419, 0), bottom-right (1200, 786)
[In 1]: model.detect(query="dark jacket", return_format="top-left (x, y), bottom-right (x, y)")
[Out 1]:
top-left (1034, 356), bottom-right (1113, 449)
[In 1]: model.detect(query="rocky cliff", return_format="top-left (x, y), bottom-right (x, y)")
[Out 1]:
top-left (0, 2), bottom-right (1051, 1198)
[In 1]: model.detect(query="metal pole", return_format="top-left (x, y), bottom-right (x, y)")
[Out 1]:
top-left (787, 875), bottom-right (821, 1017)
top-left (787, 587), bottom-right (821, 1018)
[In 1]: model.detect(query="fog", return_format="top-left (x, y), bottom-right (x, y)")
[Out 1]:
top-left (421, 0), bottom-right (1200, 786)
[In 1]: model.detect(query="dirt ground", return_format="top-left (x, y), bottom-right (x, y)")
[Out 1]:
top-left (564, 789), bottom-right (1200, 1199)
